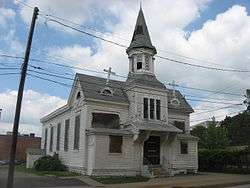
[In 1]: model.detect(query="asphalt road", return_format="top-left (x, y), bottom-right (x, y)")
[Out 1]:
top-left (0, 166), bottom-right (90, 188)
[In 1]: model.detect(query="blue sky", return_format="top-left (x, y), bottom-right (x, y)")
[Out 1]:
top-left (0, 0), bottom-right (249, 134)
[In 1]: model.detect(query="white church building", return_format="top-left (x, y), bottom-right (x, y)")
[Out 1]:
top-left (40, 7), bottom-right (198, 177)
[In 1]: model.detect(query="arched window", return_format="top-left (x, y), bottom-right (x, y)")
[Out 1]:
top-left (76, 91), bottom-right (81, 99)
top-left (100, 87), bottom-right (113, 96)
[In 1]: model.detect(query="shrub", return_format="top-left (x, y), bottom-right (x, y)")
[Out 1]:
top-left (198, 148), bottom-right (250, 174)
top-left (34, 154), bottom-right (66, 171)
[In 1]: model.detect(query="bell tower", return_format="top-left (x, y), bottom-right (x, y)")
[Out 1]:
top-left (126, 6), bottom-right (157, 75)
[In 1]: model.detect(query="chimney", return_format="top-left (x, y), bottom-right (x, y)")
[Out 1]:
top-left (30, 133), bottom-right (35, 138)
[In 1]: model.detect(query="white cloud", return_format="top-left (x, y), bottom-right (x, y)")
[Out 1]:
top-left (0, 7), bottom-right (15, 27)
top-left (0, 90), bottom-right (66, 135)
top-left (15, 1), bottom-right (249, 124)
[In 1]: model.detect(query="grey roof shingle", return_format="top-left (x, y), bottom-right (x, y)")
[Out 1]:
top-left (77, 73), bottom-right (129, 104)
top-left (76, 73), bottom-right (193, 113)
top-left (167, 89), bottom-right (194, 113)
top-left (126, 7), bottom-right (156, 53)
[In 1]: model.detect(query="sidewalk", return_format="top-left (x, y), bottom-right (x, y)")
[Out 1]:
top-left (105, 173), bottom-right (250, 188)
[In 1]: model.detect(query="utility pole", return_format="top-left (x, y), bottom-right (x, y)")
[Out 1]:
top-left (7, 7), bottom-right (39, 188)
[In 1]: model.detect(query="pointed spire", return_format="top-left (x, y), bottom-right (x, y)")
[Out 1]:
top-left (126, 6), bottom-right (156, 54)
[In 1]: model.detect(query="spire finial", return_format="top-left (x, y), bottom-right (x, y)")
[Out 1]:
top-left (140, 1), bottom-right (142, 10)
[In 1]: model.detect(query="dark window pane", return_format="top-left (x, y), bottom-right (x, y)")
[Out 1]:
top-left (64, 119), bottom-right (70, 151)
top-left (174, 121), bottom-right (185, 133)
top-left (109, 136), bottom-right (122, 153)
top-left (143, 98), bottom-right (148, 119)
top-left (74, 115), bottom-right (80, 150)
top-left (150, 98), bottom-right (155, 119)
top-left (180, 141), bottom-right (188, 154)
top-left (44, 129), bottom-right (48, 151)
top-left (156, 100), bottom-right (161, 120)
top-left (92, 113), bottom-right (119, 129)
top-left (56, 123), bottom-right (61, 151)
top-left (137, 62), bottom-right (142, 70)
top-left (49, 126), bottom-right (54, 152)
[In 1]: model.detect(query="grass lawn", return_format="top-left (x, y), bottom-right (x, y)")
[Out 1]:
top-left (91, 176), bottom-right (150, 184)
top-left (15, 164), bottom-right (80, 177)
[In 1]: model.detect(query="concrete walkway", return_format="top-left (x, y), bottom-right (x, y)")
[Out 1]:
top-left (105, 173), bottom-right (250, 188)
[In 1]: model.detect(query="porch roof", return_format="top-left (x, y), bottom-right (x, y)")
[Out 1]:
top-left (132, 121), bottom-right (183, 133)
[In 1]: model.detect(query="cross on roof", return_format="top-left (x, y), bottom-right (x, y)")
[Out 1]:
top-left (171, 80), bottom-right (176, 97)
top-left (103, 67), bottom-right (116, 85)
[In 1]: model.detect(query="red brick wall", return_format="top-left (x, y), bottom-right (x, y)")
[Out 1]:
top-left (0, 135), bottom-right (41, 162)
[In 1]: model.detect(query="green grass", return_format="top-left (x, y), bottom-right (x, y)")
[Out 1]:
top-left (15, 164), bottom-right (80, 177)
top-left (91, 176), bottom-right (150, 184)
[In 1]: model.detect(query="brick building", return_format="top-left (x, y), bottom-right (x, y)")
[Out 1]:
top-left (0, 133), bottom-right (41, 162)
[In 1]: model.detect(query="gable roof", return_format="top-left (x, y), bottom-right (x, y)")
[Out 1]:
top-left (76, 73), bottom-right (129, 104)
top-left (126, 7), bottom-right (156, 53)
top-left (167, 89), bottom-right (194, 113)
top-left (76, 73), bottom-right (193, 113)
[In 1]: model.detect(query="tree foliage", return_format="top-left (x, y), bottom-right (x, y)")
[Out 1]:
top-left (34, 154), bottom-right (66, 171)
top-left (191, 121), bottom-right (229, 149)
top-left (221, 111), bottom-right (250, 146)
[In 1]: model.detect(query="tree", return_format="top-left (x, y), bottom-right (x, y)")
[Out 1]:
top-left (191, 125), bottom-right (207, 149)
top-left (191, 121), bottom-right (229, 149)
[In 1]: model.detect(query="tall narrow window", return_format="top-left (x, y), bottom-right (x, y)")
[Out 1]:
top-left (49, 126), bottom-right (54, 152)
top-left (137, 54), bottom-right (142, 70)
top-left (44, 128), bottom-right (48, 151)
top-left (143, 98), bottom-right (149, 119)
top-left (180, 141), bottom-right (188, 154)
top-left (150, 98), bottom-right (155, 119)
top-left (64, 119), bottom-right (70, 151)
top-left (74, 115), bottom-right (80, 150)
top-left (156, 100), bottom-right (161, 120)
top-left (56, 123), bottom-right (61, 151)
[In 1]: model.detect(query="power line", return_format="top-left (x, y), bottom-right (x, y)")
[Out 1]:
top-left (27, 72), bottom-right (231, 112)
top-left (42, 17), bottom-right (250, 74)
top-left (0, 53), bottom-right (245, 98)
top-left (27, 68), bottom-right (243, 106)
top-left (190, 109), bottom-right (245, 123)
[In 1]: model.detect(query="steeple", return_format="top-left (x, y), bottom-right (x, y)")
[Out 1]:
top-left (126, 7), bottom-right (156, 54)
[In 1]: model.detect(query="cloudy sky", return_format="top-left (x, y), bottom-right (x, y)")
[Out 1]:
top-left (0, 0), bottom-right (249, 135)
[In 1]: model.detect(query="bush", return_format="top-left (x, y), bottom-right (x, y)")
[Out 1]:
top-left (34, 154), bottom-right (66, 171)
top-left (198, 148), bottom-right (250, 174)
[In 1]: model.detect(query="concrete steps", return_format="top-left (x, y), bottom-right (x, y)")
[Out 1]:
top-left (149, 165), bottom-right (169, 178)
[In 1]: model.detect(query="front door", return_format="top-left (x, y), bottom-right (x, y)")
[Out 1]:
top-left (143, 136), bottom-right (160, 165)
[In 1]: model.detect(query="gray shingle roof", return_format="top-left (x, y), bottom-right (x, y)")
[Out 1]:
top-left (76, 73), bottom-right (193, 113)
top-left (126, 7), bottom-right (156, 53)
top-left (126, 73), bottom-right (166, 90)
top-left (77, 73), bottom-right (129, 104)
top-left (167, 89), bottom-right (194, 113)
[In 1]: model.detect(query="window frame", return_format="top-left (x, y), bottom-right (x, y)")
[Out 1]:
top-left (44, 128), bottom-right (48, 151)
top-left (109, 135), bottom-right (123, 154)
top-left (150, 98), bottom-right (155, 119)
top-left (64, 119), bottom-right (70, 151)
top-left (74, 115), bottom-right (80, 150)
top-left (49, 126), bottom-right (54, 152)
top-left (56, 123), bottom-right (61, 151)
top-left (143, 98), bottom-right (149, 119)
top-left (156, 99), bottom-right (161, 120)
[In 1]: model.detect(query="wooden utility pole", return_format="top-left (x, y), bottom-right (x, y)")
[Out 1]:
top-left (7, 7), bottom-right (39, 188)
